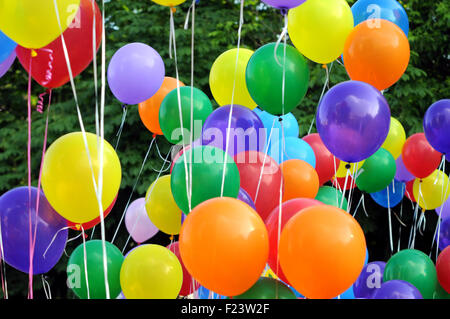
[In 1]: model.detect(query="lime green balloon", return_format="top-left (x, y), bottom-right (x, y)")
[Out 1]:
top-left (315, 186), bottom-right (348, 211)
top-left (171, 145), bottom-right (240, 213)
top-left (234, 277), bottom-right (297, 299)
top-left (356, 148), bottom-right (396, 193)
top-left (245, 42), bottom-right (309, 115)
top-left (159, 86), bottom-right (213, 144)
top-left (67, 240), bottom-right (124, 299)
top-left (384, 249), bottom-right (437, 299)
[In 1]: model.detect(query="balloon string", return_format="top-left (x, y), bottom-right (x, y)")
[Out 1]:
top-left (80, 225), bottom-right (90, 299)
top-left (42, 226), bottom-right (71, 259)
top-left (114, 105), bottom-right (128, 150)
top-left (39, 48), bottom-right (54, 87)
top-left (397, 199), bottom-right (403, 252)
top-left (189, 0), bottom-right (195, 204)
top-left (346, 162), bottom-right (359, 213)
top-left (273, 12), bottom-right (288, 67)
top-left (408, 200), bottom-right (420, 249)
top-left (340, 168), bottom-right (350, 209)
top-left (418, 211), bottom-right (427, 236)
top-left (91, 0), bottom-right (100, 139)
top-left (41, 275), bottom-right (52, 299)
top-left (434, 156), bottom-right (445, 185)
top-left (0, 217), bottom-right (8, 299)
top-left (27, 57), bottom-right (33, 300)
top-left (387, 187), bottom-right (394, 254)
top-left (430, 173), bottom-right (449, 259)
top-left (352, 194), bottom-right (364, 218)
top-left (333, 156), bottom-right (341, 206)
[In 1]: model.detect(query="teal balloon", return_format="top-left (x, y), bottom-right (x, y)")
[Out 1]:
top-left (234, 277), bottom-right (297, 299)
top-left (356, 148), bottom-right (396, 193)
top-left (269, 136), bottom-right (316, 167)
top-left (315, 186), bottom-right (348, 211)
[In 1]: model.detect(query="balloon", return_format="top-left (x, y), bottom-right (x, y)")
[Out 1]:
top-left (413, 170), bottom-right (450, 210)
top-left (337, 286), bottom-right (355, 299)
top-left (356, 148), bottom-right (396, 193)
top-left (315, 186), bottom-right (348, 211)
top-left (0, 0), bottom-right (80, 49)
top-left (16, 0), bottom-right (102, 89)
top-left (316, 81), bottom-right (391, 163)
top-left (423, 99), bottom-right (450, 156)
top-left (437, 247), bottom-right (450, 294)
top-left (238, 188), bottom-right (256, 210)
top-left (437, 217), bottom-right (450, 251)
top-left (234, 151), bottom-right (283, 221)
top-left (405, 179), bottom-right (416, 203)
top-left (332, 175), bottom-right (357, 191)
top-left (67, 240), bottom-right (123, 299)
top-left (107, 43), bottom-right (165, 105)
top-left (145, 175), bottom-right (181, 235)
top-left (167, 241), bottom-right (200, 296)
top-left (353, 261), bottom-right (386, 299)
top-left (245, 42), bottom-right (309, 115)
top-left (434, 280), bottom-right (450, 299)
top-left (120, 244), bottom-right (183, 299)
top-left (395, 155), bottom-right (415, 182)
top-left (151, 0), bottom-right (186, 7)
top-left (171, 146), bottom-right (240, 213)
top-left (370, 180), bottom-right (405, 208)
top-left (265, 198), bottom-right (322, 283)
top-left (0, 187), bottom-right (67, 274)
top-left (381, 117), bottom-right (406, 159)
top-left (42, 132), bottom-right (121, 224)
top-left (179, 197), bottom-right (269, 296)
top-left (209, 48), bottom-right (256, 109)
top-left (269, 136), bottom-right (316, 167)
top-left (335, 160), bottom-right (365, 178)
top-left (288, 0), bottom-right (354, 64)
top-left (0, 30), bottom-right (16, 63)
top-left (125, 198), bottom-right (159, 243)
top-left (159, 86), bottom-right (213, 144)
top-left (384, 249), bottom-right (437, 299)
top-left (0, 50), bottom-right (16, 78)
top-left (262, 0), bottom-right (306, 9)
top-left (280, 159), bottom-right (319, 202)
top-left (138, 77), bottom-right (185, 136)
top-left (196, 286), bottom-right (226, 299)
top-left (234, 277), bottom-right (296, 299)
top-left (436, 197), bottom-right (450, 221)
top-left (303, 133), bottom-right (340, 185)
top-left (67, 194), bottom-right (117, 231)
top-left (201, 105), bottom-right (266, 156)
top-left (372, 280), bottom-right (423, 299)
top-left (402, 133), bottom-right (442, 179)
top-left (351, 0), bottom-right (409, 36)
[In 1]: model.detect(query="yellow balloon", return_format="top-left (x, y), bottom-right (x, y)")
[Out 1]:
top-left (209, 48), bottom-right (257, 109)
top-left (145, 175), bottom-right (181, 235)
top-left (287, 0), bottom-right (354, 64)
top-left (0, 0), bottom-right (81, 49)
top-left (335, 160), bottom-right (365, 178)
top-left (413, 170), bottom-right (450, 210)
top-left (120, 244), bottom-right (183, 299)
top-left (151, 0), bottom-right (187, 7)
top-left (42, 132), bottom-right (121, 224)
top-left (381, 117), bottom-right (406, 159)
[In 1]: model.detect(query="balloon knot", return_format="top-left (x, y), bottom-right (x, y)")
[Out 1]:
top-left (345, 164), bottom-right (351, 169)
top-left (152, 133), bottom-right (157, 139)
top-left (279, 8), bottom-right (288, 16)
top-left (75, 224), bottom-right (81, 231)
top-left (31, 49), bottom-right (37, 58)
top-left (322, 64), bottom-right (327, 69)
top-left (170, 235), bottom-right (174, 241)
top-left (170, 6), bottom-right (176, 13)
top-left (278, 117), bottom-right (283, 122)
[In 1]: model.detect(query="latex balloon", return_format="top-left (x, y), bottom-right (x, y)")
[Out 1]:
top-left (413, 170), bottom-right (449, 210)
top-left (262, 0), bottom-right (306, 9)
top-left (0, 50), bottom-right (16, 78)
top-left (335, 160), bottom-right (365, 178)
top-left (234, 277), bottom-right (296, 299)
top-left (196, 286), bottom-right (226, 299)
top-left (107, 43), bottom-right (165, 105)
top-left (280, 159), bottom-right (319, 202)
top-left (209, 48), bottom-right (256, 109)
top-left (372, 280), bottom-right (423, 299)
top-left (395, 155), bottom-right (415, 182)
top-left (402, 133), bottom-right (442, 178)
top-left (353, 261), bottom-right (386, 299)
top-left (159, 86), bottom-right (213, 144)
top-left (436, 197), bottom-right (450, 221)
top-left (67, 240), bottom-right (123, 299)
top-left (16, 0), bottom-right (102, 89)
top-left (120, 244), bottom-right (183, 299)
top-left (0, 0), bottom-right (80, 49)
top-left (67, 194), bottom-right (117, 231)
top-left (315, 186), bottom-right (348, 211)
top-left (145, 175), bottom-right (181, 235)
top-left (288, 0), bottom-right (354, 64)
top-left (269, 136), bottom-right (316, 167)
top-left (437, 247), bottom-right (450, 294)
top-left (138, 77), bottom-right (185, 136)
top-left (279, 205), bottom-right (366, 299)
top-left (434, 281), bottom-right (450, 299)
top-left (125, 198), bottom-right (159, 243)
top-left (303, 133), bottom-right (340, 185)
top-left (381, 117), bottom-right (406, 159)
top-left (384, 249), bottom-right (437, 299)
top-left (423, 99), bottom-right (450, 156)
top-left (356, 148), bottom-right (396, 194)
top-left (167, 242), bottom-right (200, 296)
top-left (0, 30), bottom-right (16, 63)
top-left (405, 180), bottom-right (416, 203)
top-left (41, 132), bottom-right (122, 224)
top-left (437, 217), bottom-right (450, 251)
top-left (179, 197), bottom-right (269, 297)
top-left (332, 175), bottom-right (357, 191)
top-left (316, 81), bottom-right (391, 163)
top-left (234, 150), bottom-right (283, 221)
top-left (370, 180), bottom-right (405, 208)
top-left (0, 187), bottom-right (68, 274)
top-left (151, 0), bottom-right (187, 7)
top-left (238, 188), bottom-right (256, 210)
top-left (337, 286), bottom-right (356, 299)
top-left (246, 42), bottom-right (309, 115)
top-left (171, 146), bottom-right (240, 213)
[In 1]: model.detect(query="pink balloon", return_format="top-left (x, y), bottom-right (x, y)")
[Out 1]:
top-left (125, 198), bottom-right (159, 243)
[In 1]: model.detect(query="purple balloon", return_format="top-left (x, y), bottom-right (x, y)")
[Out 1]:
top-left (0, 50), bottom-right (15, 78)
top-left (262, 0), bottom-right (306, 9)
top-left (424, 99), bottom-right (450, 156)
top-left (201, 105), bottom-right (266, 156)
top-left (125, 198), bottom-right (159, 244)
top-left (0, 187), bottom-right (68, 274)
top-left (107, 42), bottom-right (165, 105)
top-left (437, 217), bottom-right (450, 251)
top-left (238, 188), bottom-right (256, 210)
top-left (371, 280), bottom-right (423, 299)
top-left (353, 261), bottom-right (386, 298)
top-left (316, 81), bottom-right (391, 163)
top-left (395, 155), bottom-right (415, 182)
top-left (436, 197), bottom-right (450, 221)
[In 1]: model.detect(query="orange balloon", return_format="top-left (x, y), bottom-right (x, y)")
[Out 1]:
top-left (343, 19), bottom-right (410, 91)
top-left (138, 77), bottom-right (185, 135)
top-left (279, 205), bottom-right (366, 299)
top-left (179, 197), bottom-right (269, 296)
top-left (280, 159), bottom-right (319, 202)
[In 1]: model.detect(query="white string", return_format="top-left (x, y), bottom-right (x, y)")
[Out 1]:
top-left (430, 169), bottom-right (449, 259)
top-left (397, 199), bottom-right (403, 252)
top-left (41, 275), bottom-right (52, 299)
top-left (346, 162), bottom-right (359, 213)
top-left (340, 168), bottom-right (350, 209)
top-left (0, 219), bottom-right (8, 299)
top-left (81, 225), bottom-right (90, 299)
top-left (352, 194), bottom-right (364, 218)
top-left (115, 106), bottom-right (128, 150)
top-left (387, 187), bottom-right (394, 253)
top-left (42, 226), bottom-right (71, 259)
top-left (90, 0), bottom-right (100, 140)
top-left (188, 0), bottom-right (195, 206)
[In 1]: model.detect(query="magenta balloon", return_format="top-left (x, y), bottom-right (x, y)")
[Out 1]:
top-left (107, 42), bottom-right (165, 105)
top-left (125, 198), bottom-right (159, 244)
top-left (395, 155), bottom-right (415, 182)
top-left (262, 0), bottom-right (306, 9)
top-left (0, 50), bottom-right (15, 78)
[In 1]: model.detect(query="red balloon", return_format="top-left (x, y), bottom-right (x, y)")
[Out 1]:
top-left (167, 241), bottom-right (200, 296)
top-left (405, 180), bottom-right (416, 203)
top-left (303, 133), bottom-right (340, 185)
top-left (265, 198), bottom-right (322, 283)
top-left (436, 246), bottom-right (450, 294)
top-left (67, 194), bottom-right (117, 231)
top-left (332, 175), bottom-right (356, 191)
top-left (16, 0), bottom-right (102, 89)
top-left (234, 151), bottom-right (283, 221)
top-left (402, 133), bottom-right (442, 179)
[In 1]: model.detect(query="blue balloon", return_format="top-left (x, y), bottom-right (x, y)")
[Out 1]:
top-left (335, 286), bottom-right (355, 299)
top-left (351, 0), bottom-right (409, 36)
top-left (0, 30), bottom-right (16, 63)
top-left (269, 136), bottom-right (316, 167)
top-left (370, 179), bottom-right (405, 208)
top-left (196, 285), bottom-right (226, 299)
top-left (365, 248), bottom-right (369, 265)
top-left (353, 261), bottom-right (386, 298)
top-left (372, 280), bottom-right (423, 299)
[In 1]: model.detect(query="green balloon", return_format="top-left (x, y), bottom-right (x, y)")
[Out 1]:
top-left (384, 249), bottom-right (437, 299)
top-left (171, 145), bottom-right (240, 213)
top-left (67, 240), bottom-right (124, 299)
top-left (159, 86), bottom-right (213, 144)
top-left (245, 42), bottom-right (309, 115)
top-left (433, 281), bottom-right (450, 299)
top-left (315, 186), bottom-right (348, 211)
top-left (234, 277), bottom-right (297, 299)
top-left (356, 148), bottom-right (396, 193)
